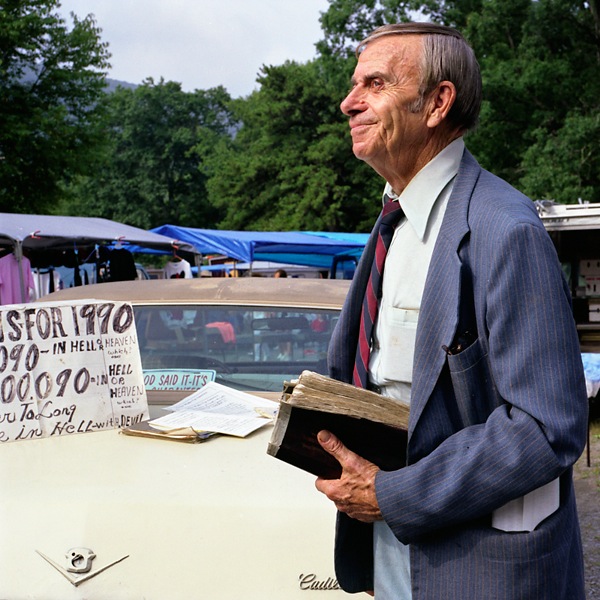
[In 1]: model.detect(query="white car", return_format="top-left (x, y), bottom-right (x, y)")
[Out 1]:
top-left (0, 277), bottom-right (360, 599)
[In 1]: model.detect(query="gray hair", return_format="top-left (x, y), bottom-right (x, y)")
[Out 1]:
top-left (358, 23), bottom-right (482, 133)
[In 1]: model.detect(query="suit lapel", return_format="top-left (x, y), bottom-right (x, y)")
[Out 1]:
top-left (408, 150), bottom-right (481, 436)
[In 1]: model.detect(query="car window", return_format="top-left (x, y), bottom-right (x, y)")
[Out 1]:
top-left (133, 304), bottom-right (339, 392)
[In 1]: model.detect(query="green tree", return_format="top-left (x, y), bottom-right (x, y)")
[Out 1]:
top-left (59, 0), bottom-right (600, 238)
top-left (65, 79), bottom-right (234, 229)
top-left (462, 0), bottom-right (600, 202)
top-left (206, 59), bottom-right (381, 232)
top-left (317, 0), bottom-right (600, 204)
top-left (316, 0), bottom-right (419, 59)
top-left (0, 0), bottom-right (110, 213)
top-left (520, 112), bottom-right (600, 203)
top-left (512, 1), bottom-right (600, 202)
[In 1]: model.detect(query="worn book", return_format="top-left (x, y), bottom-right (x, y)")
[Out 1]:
top-left (267, 371), bottom-right (410, 479)
top-left (120, 419), bottom-right (215, 443)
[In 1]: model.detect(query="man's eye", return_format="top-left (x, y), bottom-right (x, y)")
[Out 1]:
top-left (370, 79), bottom-right (383, 90)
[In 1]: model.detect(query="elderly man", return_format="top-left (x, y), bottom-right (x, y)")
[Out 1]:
top-left (316, 23), bottom-right (588, 599)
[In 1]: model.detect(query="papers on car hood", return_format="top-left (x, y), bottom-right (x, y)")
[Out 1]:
top-left (148, 382), bottom-right (278, 437)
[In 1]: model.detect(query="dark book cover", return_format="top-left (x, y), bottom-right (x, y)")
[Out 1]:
top-left (267, 372), bottom-right (409, 479)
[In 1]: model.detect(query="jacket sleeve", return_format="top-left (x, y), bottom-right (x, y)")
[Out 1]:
top-left (376, 213), bottom-right (589, 544)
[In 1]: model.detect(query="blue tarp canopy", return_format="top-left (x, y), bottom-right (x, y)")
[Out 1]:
top-left (302, 231), bottom-right (370, 244)
top-left (151, 225), bottom-right (368, 269)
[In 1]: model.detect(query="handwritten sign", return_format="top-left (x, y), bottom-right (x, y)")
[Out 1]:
top-left (0, 300), bottom-right (149, 443)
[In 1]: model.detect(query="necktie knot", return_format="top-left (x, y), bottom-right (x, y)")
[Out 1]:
top-left (381, 197), bottom-right (403, 221)
top-left (380, 199), bottom-right (404, 239)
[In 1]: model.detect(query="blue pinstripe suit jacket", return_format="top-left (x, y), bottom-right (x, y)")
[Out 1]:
top-left (328, 149), bottom-right (588, 599)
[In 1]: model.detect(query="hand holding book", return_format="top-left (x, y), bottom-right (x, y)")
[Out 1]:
top-left (314, 429), bottom-right (383, 522)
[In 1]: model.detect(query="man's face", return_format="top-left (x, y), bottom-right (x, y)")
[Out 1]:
top-left (340, 35), bottom-right (430, 182)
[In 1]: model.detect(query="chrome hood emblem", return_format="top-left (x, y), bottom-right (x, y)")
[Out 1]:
top-left (36, 548), bottom-right (129, 587)
top-left (66, 547), bottom-right (96, 573)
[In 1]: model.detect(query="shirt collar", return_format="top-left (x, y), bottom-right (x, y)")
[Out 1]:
top-left (383, 137), bottom-right (465, 241)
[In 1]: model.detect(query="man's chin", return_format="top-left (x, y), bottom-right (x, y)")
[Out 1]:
top-left (352, 144), bottom-right (371, 162)
top-left (352, 146), bottom-right (380, 171)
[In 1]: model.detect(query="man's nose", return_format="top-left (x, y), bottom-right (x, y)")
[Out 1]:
top-left (340, 87), bottom-right (363, 116)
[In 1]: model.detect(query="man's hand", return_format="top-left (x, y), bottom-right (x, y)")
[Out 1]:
top-left (314, 430), bottom-right (382, 522)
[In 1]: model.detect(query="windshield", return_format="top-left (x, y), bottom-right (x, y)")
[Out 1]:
top-left (133, 304), bottom-right (339, 392)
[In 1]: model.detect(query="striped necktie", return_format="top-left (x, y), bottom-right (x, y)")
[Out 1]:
top-left (353, 197), bottom-right (405, 388)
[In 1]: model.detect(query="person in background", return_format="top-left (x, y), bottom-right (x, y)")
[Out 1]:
top-left (274, 268), bottom-right (288, 278)
top-left (316, 22), bottom-right (588, 599)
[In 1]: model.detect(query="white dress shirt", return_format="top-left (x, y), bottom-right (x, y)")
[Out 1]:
top-left (371, 137), bottom-right (464, 599)
top-left (369, 137), bottom-right (465, 402)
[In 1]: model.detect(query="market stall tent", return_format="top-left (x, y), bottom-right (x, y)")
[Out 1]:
top-left (535, 201), bottom-right (600, 353)
top-left (151, 225), bottom-right (368, 270)
top-left (0, 213), bottom-right (198, 302)
top-left (0, 213), bottom-right (197, 255)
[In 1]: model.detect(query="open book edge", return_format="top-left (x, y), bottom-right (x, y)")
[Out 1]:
top-left (283, 370), bottom-right (409, 428)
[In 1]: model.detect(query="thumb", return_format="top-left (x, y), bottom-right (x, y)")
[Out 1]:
top-left (317, 430), bottom-right (352, 463)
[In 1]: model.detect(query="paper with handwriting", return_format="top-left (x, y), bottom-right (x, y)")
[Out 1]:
top-left (149, 382), bottom-right (277, 437)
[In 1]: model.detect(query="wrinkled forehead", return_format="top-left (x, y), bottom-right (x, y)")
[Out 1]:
top-left (353, 35), bottom-right (424, 79)
top-left (358, 32), bottom-right (424, 55)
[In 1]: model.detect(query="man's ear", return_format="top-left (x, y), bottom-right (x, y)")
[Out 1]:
top-left (426, 81), bottom-right (456, 128)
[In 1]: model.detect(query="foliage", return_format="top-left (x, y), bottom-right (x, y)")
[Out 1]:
top-left (205, 59), bottom-right (381, 232)
top-left (316, 0), bottom-right (600, 205)
top-left (520, 112), bottom-right (600, 203)
top-left (461, 0), bottom-right (600, 202)
top-left (0, 0), bottom-right (111, 213)
top-left (6, 0), bottom-right (600, 229)
top-left (64, 79), bottom-right (234, 229)
top-left (316, 0), bottom-right (417, 58)
top-left (208, 0), bottom-right (599, 235)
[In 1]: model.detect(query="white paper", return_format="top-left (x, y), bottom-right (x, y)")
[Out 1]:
top-left (150, 382), bottom-right (278, 437)
top-left (492, 477), bottom-right (560, 532)
top-left (165, 381), bottom-right (277, 414)
top-left (150, 409), bottom-right (270, 437)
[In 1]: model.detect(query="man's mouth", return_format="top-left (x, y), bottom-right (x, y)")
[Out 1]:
top-left (350, 122), bottom-right (372, 135)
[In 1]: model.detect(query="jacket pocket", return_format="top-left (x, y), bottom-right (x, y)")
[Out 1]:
top-left (446, 338), bottom-right (503, 427)
top-left (377, 306), bottom-right (418, 383)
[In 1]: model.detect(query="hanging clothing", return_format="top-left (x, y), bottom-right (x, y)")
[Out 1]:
top-left (164, 259), bottom-right (192, 279)
top-left (0, 253), bottom-right (36, 305)
top-left (32, 267), bottom-right (63, 300)
top-left (107, 248), bottom-right (137, 281)
top-left (55, 264), bottom-right (94, 289)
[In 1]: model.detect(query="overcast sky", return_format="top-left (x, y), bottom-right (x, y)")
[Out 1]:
top-left (57, 0), bottom-right (330, 98)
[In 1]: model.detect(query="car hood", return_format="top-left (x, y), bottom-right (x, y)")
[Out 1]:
top-left (0, 425), bottom-right (345, 599)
